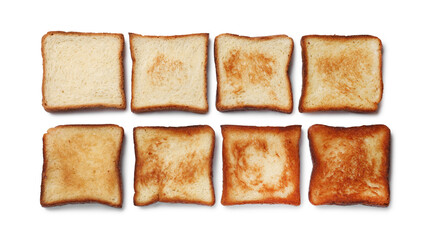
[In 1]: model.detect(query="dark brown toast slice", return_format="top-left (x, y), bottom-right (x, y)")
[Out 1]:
top-left (308, 124), bottom-right (390, 206)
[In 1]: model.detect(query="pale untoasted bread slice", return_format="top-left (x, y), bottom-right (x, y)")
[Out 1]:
top-left (221, 125), bottom-right (301, 205)
top-left (41, 125), bottom-right (124, 207)
top-left (130, 33), bottom-right (209, 113)
top-left (299, 35), bottom-right (382, 112)
top-left (42, 31), bottom-right (125, 111)
top-left (308, 124), bottom-right (390, 206)
top-left (133, 126), bottom-right (215, 206)
top-left (215, 34), bottom-right (294, 112)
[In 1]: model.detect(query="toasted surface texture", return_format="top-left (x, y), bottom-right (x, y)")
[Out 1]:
top-left (215, 34), bottom-right (293, 112)
top-left (308, 124), bottom-right (390, 206)
top-left (130, 33), bottom-right (209, 113)
top-left (221, 125), bottom-right (301, 205)
top-left (299, 35), bottom-right (382, 112)
top-left (41, 125), bottom-right (124, 207)
top-left (42, 31), bottom-right (126, 111)
top-left (133, 126), bottom-right (215, 205)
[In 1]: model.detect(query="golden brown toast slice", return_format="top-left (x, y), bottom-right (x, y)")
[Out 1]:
top-left (221, 125), bottom-right (301, 205)
top-left (130, 33), bottom-right (209, 113)
top-left (42, 31), bottom-right (126, 111)
top-left (308, 124), bottom-right (390, 206)
top-left (299, 35), bottom-right (382, 112)
top-left (133, 126), bottom-right (215, 206)
top-left (215, 34), bottom-right (294, 113)
top-left (41, 125), bottom-right (124, 207)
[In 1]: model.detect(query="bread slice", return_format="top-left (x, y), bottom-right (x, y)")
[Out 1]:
top-left (308, 124), bottom-right (390, 206)
top-left (129, 33), bottom-right (209, 113)
top-left (41, 125), bottom-right (124, 207)
top-left (42, 31), bottom-right (126, 111)
top-left (221, 125), bottom-right (301, 205)
top-left (299, 35), bottom-right (383, 112)
top-left (133, 126), bottom-right (215, 206)
top-left (214, 34), bottom-right (294, 113)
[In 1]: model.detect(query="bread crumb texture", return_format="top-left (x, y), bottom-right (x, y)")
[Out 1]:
top-left (221, 125), bottom-right (300, 205)
top-left (130, 33), bottom-right (208, 113)
top-left (216, 34), bottom-right (293, 112)
top-left (41, 125), bottom-right (123, 207)
top-left (300, 35), bottom-right (382, 112)
top-left (308, 124), bottom-right (390, 206)
top-left (42, 32), bottom-right (125, 111)
top-left (133, 126), bottom-right (215, 206)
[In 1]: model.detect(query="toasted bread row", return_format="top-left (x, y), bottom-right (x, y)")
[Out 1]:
top-left (41, 124), bottom-right (390, 208)
top-left (42, 32), bottom-right (382, 113)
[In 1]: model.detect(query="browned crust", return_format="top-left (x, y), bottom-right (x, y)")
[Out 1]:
top-left (40, 124), bottom-right (124, 208)
top-left (133, 125), bottom-right (215, 206)
top-left (299, 35), bottom-right (383, 113)
top-left (129, 33), bottom-right (209, 114)
top-left (307, 124), bottom-right (390, 206)
top-left (41, 31), bottom-right (126, 112)
top-left (221, 125), bottom-right (301, 205)
top-left (214, 33), bottom-right (294, 113)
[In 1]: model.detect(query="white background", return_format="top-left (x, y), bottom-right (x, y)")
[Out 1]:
top-left (0, 0), bottom-right (422, 239)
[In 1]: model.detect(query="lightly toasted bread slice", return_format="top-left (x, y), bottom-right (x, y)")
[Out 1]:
top-left (133, 126), bottom-right (215, 206)
top-left (41, 125), bottom-right (124, 208)
top-left (215, 34), bottom-right (294, 113)
top-left (130, 33), bottom-right (209, 113)
top-left (42, 31), bottom-right (126, 111)
top-left (308, 124), bottom-right (390, 206)
top-left (299, 35), bottom-right (382, 112)
top-left (221, 125), bottom-right (301, 205)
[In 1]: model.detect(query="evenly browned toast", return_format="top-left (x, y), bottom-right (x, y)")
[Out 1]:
top-left (129, 33), bottom-right (209, 113)
top-left (299, 35), bottom-right (383, 112)
top-left (41, 125), bottom-right (124, 207)
top-left (221, 125), bottom-right (301, 205)
top-left (308, 124), bottom-right (390, 206)
top-left (133, 126), bottom-right (215, 206)
top-left (215, 34), bottom-right (294, 113)
top-left (42, 31), bottom-right (126, 111)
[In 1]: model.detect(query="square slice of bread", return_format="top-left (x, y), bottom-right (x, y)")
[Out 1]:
top-left (221, 125), bottom-right (301, 205)
top-left (299, 35), bottom-right (383, 112)
top-left (308, 124), bottom-right (390, 206)
top-left (42, 31), bottom-right (126, 111)
top-left (215, 34), bottom-right (294, 113)
top-left (133, 126), bottom-right (215, 206)
top-left (41, 125), bottom-right (124, 207)
top-left (130, 33), bottom-right (209, 113)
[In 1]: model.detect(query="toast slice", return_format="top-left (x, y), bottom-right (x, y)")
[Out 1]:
top-left (133, 126), bottom-right (215, 206)
top-left (299, 35), bottom-right (383, 112)
top-left (215, 34), bottom-right (294, 113)
top-left (308, 124), bottom-right (390, 206)
top-left (41, 125), bottom-right (124, 207)
top-left (221, 125), bottom-right (301, 205)
top-left (130, 33), bottom-right (209, 113)
top-left (42, 31), bottom-right (126, 111)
